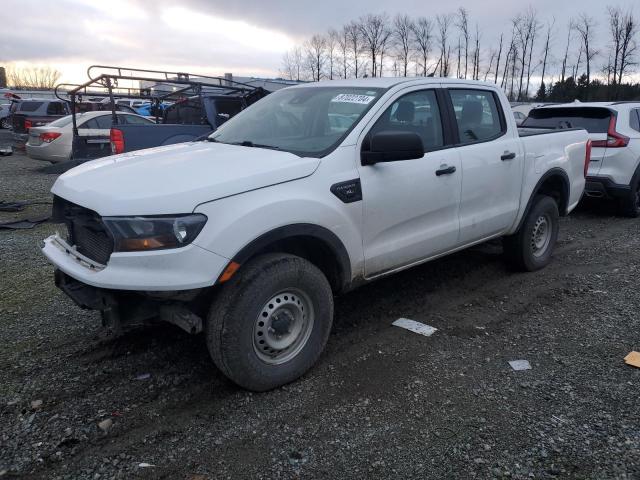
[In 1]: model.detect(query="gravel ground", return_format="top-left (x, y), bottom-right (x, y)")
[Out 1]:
top-left (1, 130), bottom-right (639, 479)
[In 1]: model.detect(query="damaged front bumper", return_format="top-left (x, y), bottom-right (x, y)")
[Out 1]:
top-left (42, 233), bottom-right (229, 291)
top-left (54, 269), bottom-right (209, 335)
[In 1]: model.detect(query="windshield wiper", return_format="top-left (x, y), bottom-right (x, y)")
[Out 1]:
top-left (233, 140), bottom-right (281, 150)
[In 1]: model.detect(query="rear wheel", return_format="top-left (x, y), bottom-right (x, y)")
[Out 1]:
top-left (503, 195), bottom-right (559, 271)
top-left (206, 253), bottom-right (334, 391)
top-left (618, 176), bottom-right (640, 218)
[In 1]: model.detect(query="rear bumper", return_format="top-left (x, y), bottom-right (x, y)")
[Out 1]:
top-left (42, 233), bottom-right (229, 291)
top-left (584, 176), bottom-right (630, 199)
top-left (26, 144), bottom-right (69, 163)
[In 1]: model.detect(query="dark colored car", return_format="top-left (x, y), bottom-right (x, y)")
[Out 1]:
top-left (11, 99), bottom-right (71, 147)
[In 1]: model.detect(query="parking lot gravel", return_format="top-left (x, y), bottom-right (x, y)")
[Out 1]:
top-left (1, 131), bottom-right (639, 479)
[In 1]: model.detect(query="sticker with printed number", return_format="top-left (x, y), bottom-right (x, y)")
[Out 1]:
top-left (331, 94), bottom-right (376, 105)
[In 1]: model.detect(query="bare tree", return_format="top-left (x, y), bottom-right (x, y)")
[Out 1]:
top-left (456, 7), bottom-right (470, 79)
top-left (359, 13), bottom-right (390, 77)
top-left (494, 33), bottom-right (504, 84)
top-left (560, 19), bottom-right (574, 83)
top-left (281, 50), bottom-right (297, 80)
top-left (575, 13), bottom-right (598, 99)
top-left (617, 9), bottom-right (638, 85)
top-left (393, 14), bottom-right (414, 77)
top-left (471, 23), bottom-right (481, 80)
top-left (326, 29), bottom-right (338, 80)
top-left (346, 21), bottom-right (363, 78)
top-left (378, 21), bottom-right (394, 77)
top-left (337, 25), bottom-right (350, 79)
top-left (305, 34), bottom-right (327, 81)
top-left (7, 66), bottom-right (62, 89)
top-left (607, 6), bottom-right (624, 86)
top-left (412, 17), bottom-right (433, 76)
top-left (539, 19), bottom-right (554, 97)
top-left (513, 7), bottom-right (540, 100)
top-left (436, 14), bottom-right (453, 77)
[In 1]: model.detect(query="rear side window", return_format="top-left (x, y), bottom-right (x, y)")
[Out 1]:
top-left (164, 99), bottom-right (204, 125)
top-left (369, 89), bottom-right (444, 151)
top-left (123, 114), bottom-right (151, 125)
top-left (631, 109), bottom-right (640, 133)
top-left (19, 101), bottom-right (44, 112)
top-left (449, 89), bottom-right (504, 144)
top-left (46, 102), bottom-right (66, 115)
top-left (523, 107), bottom-right (611, 133)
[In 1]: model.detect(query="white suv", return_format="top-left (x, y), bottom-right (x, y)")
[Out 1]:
top-left (43, 78), bottom-right (589, 391)
top-left (524, 102), bottom-right (640, 216)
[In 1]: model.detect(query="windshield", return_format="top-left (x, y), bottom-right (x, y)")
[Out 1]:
top-left (209, 86), bottom-right (385, 157)
top-left (48, 115), bottom-right (74, 128)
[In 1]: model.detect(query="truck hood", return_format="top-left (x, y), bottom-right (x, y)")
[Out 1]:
top-left (52, 142), bottom-right (320, 216)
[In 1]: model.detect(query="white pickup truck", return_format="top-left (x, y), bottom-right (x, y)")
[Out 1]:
top-left (43, 78), bottom-right (590, 391)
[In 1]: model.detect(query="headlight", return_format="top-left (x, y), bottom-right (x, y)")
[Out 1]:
top-left (103, 214), bottom-right (207, 252)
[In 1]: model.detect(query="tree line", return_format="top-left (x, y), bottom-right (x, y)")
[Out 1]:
top-left (1, 66), bottom-right (62, 90)
top-left (280, 6), bottom-right (639, 102)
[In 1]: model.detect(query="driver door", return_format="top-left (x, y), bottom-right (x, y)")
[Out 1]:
top-left (357, 88), bottom-right (462, 277)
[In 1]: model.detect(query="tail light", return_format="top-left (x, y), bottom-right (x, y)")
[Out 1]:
top-left (591, 115), bottom-right (629, 148)
top-left (110, 128), bottom-right (124, 154)
top-left (24, 120), bottom-right (32, 131)
top-left (584, 139), bottom-right (592, 178)
top-left (39, 132), bottom-right (61, 143)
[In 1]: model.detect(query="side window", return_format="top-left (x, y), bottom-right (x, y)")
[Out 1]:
top-left (79, 118), bottom-right (98, 129)
top-left (369, 90), bottom-right (444, 151)
top-left (449, 89), bottom-right (505, 144)
top-left (123, 114), bottom-right (150, 125)
top-left (92, 115), bottom-right (115, 129)
top-left (630, 109), bottom-right (640, 133)
top-left (19, 101), bottom-right (44, 113)
top-left (46, 102), bottom-right (65, 115)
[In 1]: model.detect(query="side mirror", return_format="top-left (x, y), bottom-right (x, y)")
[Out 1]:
top-left (361, 131), bottom-right (424, 166)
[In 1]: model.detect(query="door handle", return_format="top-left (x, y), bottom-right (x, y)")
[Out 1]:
top-left (501, 151), bottom-right (516, 161)
top-left (435, 165), bottom-right (456, 176)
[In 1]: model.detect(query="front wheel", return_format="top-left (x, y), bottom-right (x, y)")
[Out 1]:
top-left (0, 118), bottom-right (10, 130)
top-left (206, 253), bottom-right (334, 391)
top-left (503, 195), bottom-right (559, 271)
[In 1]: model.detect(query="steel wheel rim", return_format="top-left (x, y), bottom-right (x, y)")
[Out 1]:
top-left (253, 289), bottom-right (314, 365)
top-left (531, 214), bottom-right (552, 258)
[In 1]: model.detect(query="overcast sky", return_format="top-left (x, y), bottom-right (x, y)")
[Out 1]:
top-left (1, 0), bottom-right (638, 84)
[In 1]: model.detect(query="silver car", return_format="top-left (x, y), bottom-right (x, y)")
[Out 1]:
top-left (26, 111), bottom-right (153, 163)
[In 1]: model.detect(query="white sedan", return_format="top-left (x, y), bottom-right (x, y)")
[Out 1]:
top-left (26, 111), bottom-right (153, 163)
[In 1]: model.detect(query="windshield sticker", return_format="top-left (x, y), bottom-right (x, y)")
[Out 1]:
top-left (331, 94), bottom-right (376, 105)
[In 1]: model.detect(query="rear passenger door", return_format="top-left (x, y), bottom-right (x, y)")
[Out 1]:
top-left (358, 88), bottom-right (463, 277)
top-left (443, 86), bottom-right (524, 243)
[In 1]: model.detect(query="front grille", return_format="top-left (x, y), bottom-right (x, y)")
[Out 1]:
top-left (53, 196), bottom-right (114, 265)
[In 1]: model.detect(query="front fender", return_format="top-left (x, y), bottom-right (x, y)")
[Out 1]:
top-left (192, 180), bottom-right (364, 284)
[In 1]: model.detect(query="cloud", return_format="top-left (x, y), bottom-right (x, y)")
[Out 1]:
top-left (1, 0), bottom-right (639, 84)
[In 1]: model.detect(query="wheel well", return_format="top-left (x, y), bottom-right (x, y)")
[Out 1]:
top-left (238, 235), bottom-right (347, 293)
top-left (536, 173), bottom-right (569, 215)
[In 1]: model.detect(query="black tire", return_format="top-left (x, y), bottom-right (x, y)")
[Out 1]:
top-left (618, 175), bottom-right (640, 218)
top-left (206, 253), bottom-right (334, 392)
top-left (0, 118), bottom-right (10, 130)
top-left (503, 195), bottom-right (559, 272)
